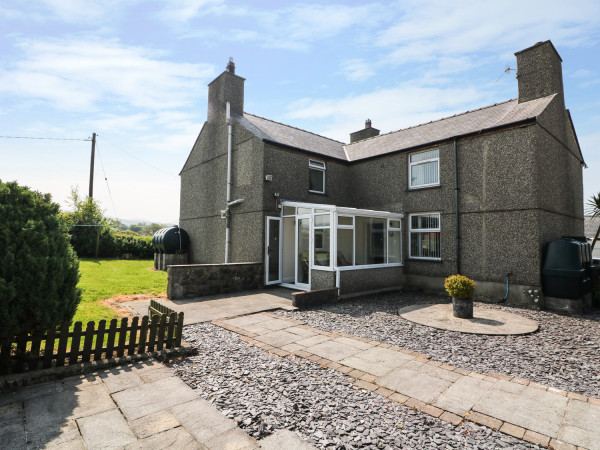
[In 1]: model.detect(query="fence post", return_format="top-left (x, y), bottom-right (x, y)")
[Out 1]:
top-left (56, 322), bottom-right (70, 367)
top-left (82, 321), bottom-right (95, 363)
top-left (128, 316), bottom-right (139, 356)
top-left (139, 316), bottom-right (149, 354)
top-left (166, 312), bottom-right (176, 349)
top-left (69, 322), bottom-right (83, 365)
top-left (94, 320), bottom-right (106, 361)
top-left (147, 315), bottom-right (159, 352)
top-left (175, 312), bottom-right (184, 347)
top-left (156, 314), bottom-right (167, 351)
top-left (43, 327), bottom-right (56, 369)
top-left (105, 319), bottom-right (118, 359)
top-left (116, 318), bottom-right (128, 358)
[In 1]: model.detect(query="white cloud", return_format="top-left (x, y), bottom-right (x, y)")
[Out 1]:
top-left (377, 0), bottom-right (600, 64)
top-left (165, 2), bottom-right (385, 51)
top-left (286, 82), bottom-right (487, 142)
top-left (0, 37), bottom-right (216, 111)
top-left (341, 59), bottom-right (376, 81)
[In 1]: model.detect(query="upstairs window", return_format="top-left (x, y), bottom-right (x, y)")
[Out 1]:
top-left (309, 160), bottom-right (326, 194)
top-left (409, 149), bottom-right (439, 189)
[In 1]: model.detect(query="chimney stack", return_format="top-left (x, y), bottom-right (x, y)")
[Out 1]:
top-left (515, 41), bottom-right (564, 105)
top-left (207, 58), bottom-right (245, 124)
top-left (350, 119), bottom-right (380, 143)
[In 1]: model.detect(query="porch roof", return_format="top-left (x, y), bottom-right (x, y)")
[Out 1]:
top-left (280, 200), bottom-right (404, 219)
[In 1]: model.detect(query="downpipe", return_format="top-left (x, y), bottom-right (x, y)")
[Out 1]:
top-left (225, 102), bottom-right (232, 263)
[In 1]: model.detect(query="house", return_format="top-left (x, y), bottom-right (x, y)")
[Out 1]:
top-left (179, 41), bottom-right (586, 307)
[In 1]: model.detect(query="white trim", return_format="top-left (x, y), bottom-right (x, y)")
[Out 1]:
top-left (408, 148), bottom-right (440, 190)
top-left (408, 212), bottom-right (441, 260)
top-left (280, 200), bottom-right (404, 219)
top-left (309, 159), bottom-right (326, 194)
top-left (338, 263), bottom-right (403, 271)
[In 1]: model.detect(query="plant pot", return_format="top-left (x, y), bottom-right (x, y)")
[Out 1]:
top-left (452, 297), bottom-right (473, 319)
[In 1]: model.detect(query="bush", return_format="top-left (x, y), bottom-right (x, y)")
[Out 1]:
top-left (0, 181), bottom-right (81, 342)
top-left (444, 274), bottom-right (476, 299)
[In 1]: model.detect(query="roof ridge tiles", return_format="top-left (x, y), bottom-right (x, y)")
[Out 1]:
top-left (345, 98), bottom-right (518, 147)
top-left (243, 112), bottom-right (346, 145)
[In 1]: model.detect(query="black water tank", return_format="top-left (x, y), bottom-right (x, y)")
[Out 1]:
top-left (542, 237), bottom-right (591, 299)
top-left (152, 227), bottom-right (190, 254)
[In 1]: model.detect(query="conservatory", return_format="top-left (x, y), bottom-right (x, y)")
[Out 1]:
top-left (265, 201), bottom-right (404, 292)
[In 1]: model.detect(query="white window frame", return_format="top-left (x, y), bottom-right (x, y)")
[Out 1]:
top-left (408, 149), bottom-right (440, 189)
top-left (313, 212), bottom-right (332, 270)
top-left (309, 159), bottom-right (326, 194)
top-left (336, 215), bottom-right (355, 267)
top-left (408, 212), bottom-right (441, 260)
top-left (387, 218), bottom-right (402, 264)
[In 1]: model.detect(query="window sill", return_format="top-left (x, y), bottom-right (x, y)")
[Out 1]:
top-left (407, 258), bottom-right (442, 263)
top-left (308, 190), bottom-right (326, 195)
top-left (407, 184), bottom-right (440, 191)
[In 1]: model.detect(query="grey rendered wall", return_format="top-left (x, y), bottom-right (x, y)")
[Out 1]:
top-left (339, 266), bottom-right (404, 296)
top-left (262, 145), bottom-right (352, 215)
top-left (310, 269), bottom-right (336, 291)
top-left (180, 119), bottom-right (265, 264)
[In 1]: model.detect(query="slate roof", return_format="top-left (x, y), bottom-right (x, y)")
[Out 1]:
top-left (234, 113), bottom-right (347, 160)
top-left (234, 95), bottom-right (556, 162)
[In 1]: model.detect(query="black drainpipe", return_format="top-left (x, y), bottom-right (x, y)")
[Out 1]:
top-left (454, 138), bottom-right (461, 274)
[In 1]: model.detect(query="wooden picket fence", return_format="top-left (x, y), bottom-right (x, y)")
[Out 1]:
top-left (0, 307), bottom-right (184, 374)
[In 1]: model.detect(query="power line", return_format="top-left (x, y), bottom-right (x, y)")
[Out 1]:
top-left (0, 135), bottom-right (90, 141)
top-left (97, 134), bottom-right (178, 178)
top-left (95, 140), bottom-right (120, 227)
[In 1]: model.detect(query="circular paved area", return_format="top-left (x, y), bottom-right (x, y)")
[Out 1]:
top-left (398, 303), bottom-right (538, 335)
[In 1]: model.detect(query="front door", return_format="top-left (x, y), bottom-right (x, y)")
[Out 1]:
top-left (265, 217), bottom-right (281, 285)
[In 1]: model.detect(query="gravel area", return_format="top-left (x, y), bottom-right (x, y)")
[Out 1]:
top-left (170, 322), bottom-right (541, 449)
top-left (276, 292), bottom-right (600, 398)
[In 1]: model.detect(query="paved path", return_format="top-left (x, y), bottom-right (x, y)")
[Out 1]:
top-left (215, 312), bottom-right (600, 450)
top-left (122, 288), bottom-right (296, 325)
top-left (0, 359), bottom-right (313, 449)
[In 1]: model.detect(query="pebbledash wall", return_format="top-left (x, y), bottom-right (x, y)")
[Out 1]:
top-left (179, 41), bottom-right (585, 307)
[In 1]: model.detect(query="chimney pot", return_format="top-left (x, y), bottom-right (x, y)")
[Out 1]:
top-left (365, 119), bottom-right (372, 129)
top-left (226, 57), bottom-right (235, 74)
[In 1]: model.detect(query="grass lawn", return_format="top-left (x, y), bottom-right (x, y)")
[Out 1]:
top-left (74, 259), bottom-right (167, 325)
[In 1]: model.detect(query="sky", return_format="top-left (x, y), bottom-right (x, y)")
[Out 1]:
top-left (1, 0), bottom-right (599, 224)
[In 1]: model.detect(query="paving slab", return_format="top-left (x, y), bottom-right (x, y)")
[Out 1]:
top-left (473, 379), bottom-right (568, 437)
top-left (255, 329), bottom-right (303, 347)
top-left (122, 289), bottom-right (295, 324)
top-left (304, 340), bottom-right (363, 362)
top-left (284, 325), bottom-right (318, 338)
top-left (417, 363), bottom-right (462, 383)
top-left (258, 317), bottom-right (296, 331)
top-left (78, 408), bottom-right (137, 450)
top-left (259, 429), bottom-right (316, 449)
top-left (99, 368), bottom-right (143, 393)
top-left (223, 314), bottom-right (272, 328)
top-left (112, 375), bottom-right (198, 421)
top-left (0, 380), bottom-right (65, 407)
top-left (0, 402), bottom-right (22, 424)
top-left (293, 334), bottom-right (331, 347)
top-left (557, 424), bottom-right (600, 450)
top-left (433, 375), bottom-right (496, 415)
top-left (172, 398), bottom-right (238, 443)
top-left (377, 367), bottom-right (453, 404)
top-left (129, 409), bottom-right (181, 439)
top-left (399, 303), bottom-right (538, 335)
top-left (332, 337), bottom-right (373, 350)
top-left (558, 399), bottom-right (600, 448)
top-left (125, 426), bottom-right (202, 449)
top-left (338, 346), bottom-right (414, 377)
top-left (27, 419), bottom-right (82, 449)
top-left (0, 415), bottom-right (26, 450)
top-left (203, 426), bottom-right (259, 449)
top-left (24, 382), bottom-right (116, 427)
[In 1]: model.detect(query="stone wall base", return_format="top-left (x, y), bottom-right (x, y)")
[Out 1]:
top-left (292, 288), bottom-right (338, 309)
top-left (167, 263), bottom-right (263, 300)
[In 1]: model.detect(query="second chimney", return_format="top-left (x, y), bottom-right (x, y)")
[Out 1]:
top-left (350, 119), bottom-right (380, 143)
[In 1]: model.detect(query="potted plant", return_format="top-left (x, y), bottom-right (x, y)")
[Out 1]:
top-left (445, 274), bottom-right (476, 319)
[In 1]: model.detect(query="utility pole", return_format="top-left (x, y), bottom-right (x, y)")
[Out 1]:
top-left (88, 132), bottom-right (96, 199)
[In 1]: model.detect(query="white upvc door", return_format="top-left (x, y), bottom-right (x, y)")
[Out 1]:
top-left (295, 214), bottom-right (311, 290)
top-left (265, 217), bottom-right (282, 285)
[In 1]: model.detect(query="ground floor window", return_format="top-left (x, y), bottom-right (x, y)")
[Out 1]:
top-left (409, 213), bottom-right (441, 260)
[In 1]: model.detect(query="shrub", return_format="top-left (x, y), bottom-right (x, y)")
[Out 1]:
top-left (444, 274), bottom-right (476, 299)
top-left (0, 181), bottom-right (81, 342)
